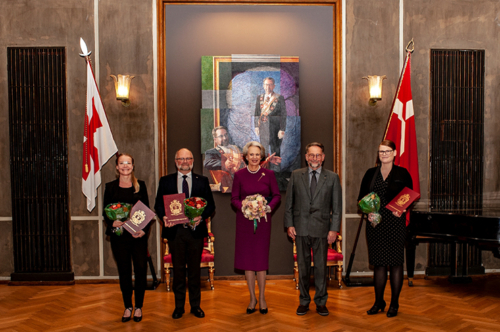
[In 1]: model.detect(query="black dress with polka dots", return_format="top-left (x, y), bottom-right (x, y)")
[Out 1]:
top-left (366, 170), bottom-right (406, 266)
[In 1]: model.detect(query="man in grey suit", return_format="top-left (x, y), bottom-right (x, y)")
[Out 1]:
top-left (284, 142), bottom-right (342, 316)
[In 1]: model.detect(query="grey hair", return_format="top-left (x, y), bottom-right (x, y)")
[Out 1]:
top-left (242, 141), bottom-right (266, 165)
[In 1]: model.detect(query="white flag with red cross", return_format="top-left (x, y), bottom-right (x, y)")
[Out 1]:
top-left (81, 51), bottom-right (117, 212)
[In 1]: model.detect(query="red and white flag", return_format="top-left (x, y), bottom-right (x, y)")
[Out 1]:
top-left (384, 52), bottom-right (420, 223)
top-left (82, 59), bottom-right (118, 212)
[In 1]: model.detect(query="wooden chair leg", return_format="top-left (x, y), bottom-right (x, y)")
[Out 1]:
top-left (294, 265), bottom-right (299, 290)
top-left (336, 265), bottom-right (343, 288)
top-left (165, 266), bottom-right (171, 292)
top-left (208, 266), bottom-right (215, 290)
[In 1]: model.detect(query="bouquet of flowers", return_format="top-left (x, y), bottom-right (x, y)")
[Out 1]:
top-left (104, 203), bottom-right (133, 236)
top-left (358, 192), bottom-right (381, 227)
top-left (241, 194), bottom-right (272, 234)
top-left (184, 197), bottom-right (207, 230)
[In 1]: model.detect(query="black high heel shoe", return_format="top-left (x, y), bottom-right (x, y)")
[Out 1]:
top-left (366, 301), bottom-right (386, 315)
top-left (386, 306), bottom-right (398, 318)
top-left (246, 301), bottom-right (257, 314)
top-left (133, 307), bottom-right (143, 322)
top-left (259, 308), bottom-right (268, 314)
top-left (122, 307), bottom-right (133, 322)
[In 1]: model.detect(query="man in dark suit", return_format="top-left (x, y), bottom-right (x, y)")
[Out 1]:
top-left (254, 77), bottom-right (287, 158)
top-left (284, 142), bottom-right (342, 316)
top-left (154, 148), bottom-right (216, 319)
top-left (203, 126), bottom-right (244, 192)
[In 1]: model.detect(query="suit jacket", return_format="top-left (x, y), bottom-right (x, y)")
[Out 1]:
top-left (357, 165), bottom-right (413, 204)
top-left (284, 167), bottom-right (342, 238)
top-left (203, 147), bottom-right (223, 170)
top-left (102, 179), bottom-right (150, 236)
top-left (254, 93), bottom-right (287, 132)
top-left (154, 172), bottom-right (216, 241)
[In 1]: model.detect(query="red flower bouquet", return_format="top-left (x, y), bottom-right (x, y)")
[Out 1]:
top-left (184, 197), bottom-right (207, 229)
top-left (104, 202), bottom-right (133, 236)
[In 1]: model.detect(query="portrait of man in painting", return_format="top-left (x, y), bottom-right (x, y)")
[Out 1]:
top-left (201, 55), bottom-right (301, 192)
top-left (203, 125), bottom-right (245, 193)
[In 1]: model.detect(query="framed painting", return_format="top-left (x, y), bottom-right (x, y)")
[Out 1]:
top-left (201, 54), bottom-right (300, 192)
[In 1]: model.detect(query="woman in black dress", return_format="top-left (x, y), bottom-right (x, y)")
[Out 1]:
top-left (103, 153), bottom-right (150, 323)
top-left (358, 140), bottom-right (413, 318)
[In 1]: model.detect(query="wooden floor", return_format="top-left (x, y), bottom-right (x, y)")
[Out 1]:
top-left (1, 276), bottom-right (500, 331)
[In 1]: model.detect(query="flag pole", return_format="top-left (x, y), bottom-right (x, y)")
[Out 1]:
top-left (80, 38), bottom-right (92, 175)
top-left (382, 39), bottom-right (414, 140)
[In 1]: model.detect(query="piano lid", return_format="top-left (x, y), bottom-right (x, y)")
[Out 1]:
top-left (410, 210), bottom-right (500, 244)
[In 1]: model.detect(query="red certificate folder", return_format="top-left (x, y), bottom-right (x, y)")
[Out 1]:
top-left (386, 187), bottom-right (420, 214)
top-left (163, 193), bottom-right (190, 224)
top-left (123, 200), bottom-right (156, 234)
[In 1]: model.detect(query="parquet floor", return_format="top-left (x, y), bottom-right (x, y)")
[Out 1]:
top-left (1, 276), bottom-right (500, 331)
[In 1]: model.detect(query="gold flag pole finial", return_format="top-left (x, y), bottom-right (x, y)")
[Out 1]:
top-left (406, 38), bottom-right (415, 53)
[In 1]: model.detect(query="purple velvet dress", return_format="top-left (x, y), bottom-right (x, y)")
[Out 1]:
top-left (231, 167), bottom-right (281, 271)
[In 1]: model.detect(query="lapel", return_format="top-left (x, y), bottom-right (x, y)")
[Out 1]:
top-left (300, 169), bottom-right (311, 201)
top-left (190, 173), bottom-right (200, 197)
top-left (167, 174), bottom-right (179, 194)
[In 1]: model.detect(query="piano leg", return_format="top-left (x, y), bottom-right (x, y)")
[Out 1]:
top-left (448, 242), bottom-right (472, 284)
top-left (405, 231), bottom-right (416, 287)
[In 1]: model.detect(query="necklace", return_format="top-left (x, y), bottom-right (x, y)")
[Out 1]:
top-left (247, 165), bottom-right (261, 174)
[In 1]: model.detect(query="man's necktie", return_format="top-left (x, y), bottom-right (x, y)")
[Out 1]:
top-left (182, 175), bottom-right (189, 197)
top-left (310, 170), bottom-right (317, 198)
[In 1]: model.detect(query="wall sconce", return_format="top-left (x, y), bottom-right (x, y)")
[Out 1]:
top-left (362, 75), bottom-right (386, 106)
top-left (110, 74), bottom-right (134, 107)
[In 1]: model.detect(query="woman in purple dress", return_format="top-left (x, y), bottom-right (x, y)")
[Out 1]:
top-left (231, 141), bottom-right (281, 315)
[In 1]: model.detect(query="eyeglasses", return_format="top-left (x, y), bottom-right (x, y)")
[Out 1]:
top-left (175, 158), bottom-right (193, 162)
top-left (307, 154), bottom-right (323, 159)
top-left (378, 150), bottom-right (394, 155)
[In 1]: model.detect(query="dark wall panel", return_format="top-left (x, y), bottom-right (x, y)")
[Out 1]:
top-left (72, 220), bottom-right (100, 276)
top-left (0, 222), bottom-right (14, 277)
top-left (164, 5), bottom-right (334, 276)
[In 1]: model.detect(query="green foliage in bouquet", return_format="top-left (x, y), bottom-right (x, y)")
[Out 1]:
top-left (105, 203), bottom-right (133, 236)
top-left (358, 192), bottom-right (380, 214)
top-left (358, 192), bottom-right (382, 226)
top-left (105, 203), bottom-right (133, 221)
top-left (184, 197), bottom-right (207, 226)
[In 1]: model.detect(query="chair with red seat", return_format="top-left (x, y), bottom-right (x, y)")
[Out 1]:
top-left (292, 235), bottom-right (343, 289)
top-left (163, 217), bottom-right (215, 291)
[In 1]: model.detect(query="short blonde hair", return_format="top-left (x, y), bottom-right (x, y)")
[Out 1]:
top-left (242, 141), bottom-right (266, 165)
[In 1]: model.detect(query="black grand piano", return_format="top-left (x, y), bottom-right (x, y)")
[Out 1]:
top-left (408, 210), bottom-right (500, 283)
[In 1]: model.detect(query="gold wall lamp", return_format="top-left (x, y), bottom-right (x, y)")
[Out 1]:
top-left (110, 74), bottom-right (134, 107)
top-left (362, 75), bottom-right (386, 106)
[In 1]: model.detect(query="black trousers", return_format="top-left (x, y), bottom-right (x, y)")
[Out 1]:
top-left (110, 233), bottom-right (148, 309)
top-left (296, 235), bottom-right (329, 306)
top-left (169, 227), bottom-right (204, 309)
